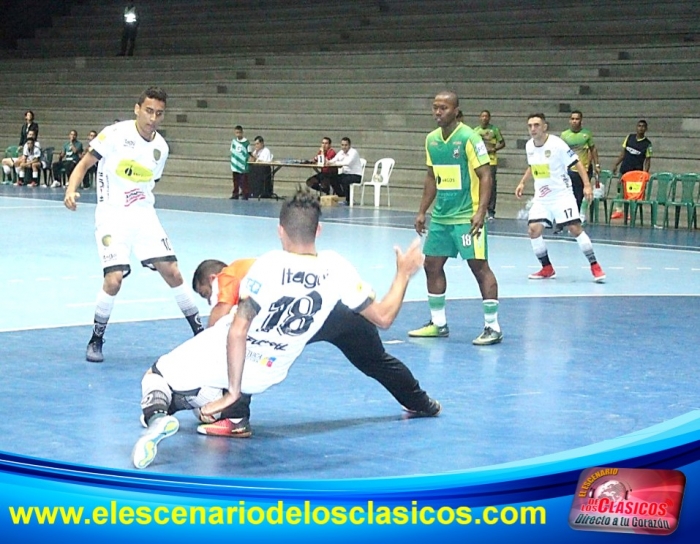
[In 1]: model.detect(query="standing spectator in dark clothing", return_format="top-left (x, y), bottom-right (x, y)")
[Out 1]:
top-left (51, 130), bottom-right (84, 188)
top-left (610, 120), bottom-right (652, 220)
top-left (612, 120), bottom-right (652, 176)
top-left (19, 111), bottom-right (39, 147)
top-left (118, 3), bottom-right (139, 56)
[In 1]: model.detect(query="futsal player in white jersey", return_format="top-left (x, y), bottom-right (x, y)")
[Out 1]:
top-left (515, 113), bottom-right (606, 283)
top-left (131, 189), bottom-right (432, 469)
top-left (64, 87), bottom-right (203, 363)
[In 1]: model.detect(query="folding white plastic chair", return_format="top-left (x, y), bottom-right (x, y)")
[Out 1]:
top-left (360, 158), bottom-right (395, 207)
top-left (348, 158), bottom-right (367, 208)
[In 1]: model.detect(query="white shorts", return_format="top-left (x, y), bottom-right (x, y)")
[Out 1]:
top-left (94, 206), bottom-right (176, 273)
top-left (154, 315), bottom-right (290, 396)
top-left (528, 192), bottom-right (580, 227)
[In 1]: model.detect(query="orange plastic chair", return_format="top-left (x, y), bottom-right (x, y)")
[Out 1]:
top-left (607, 170), bottom-right (650, 225)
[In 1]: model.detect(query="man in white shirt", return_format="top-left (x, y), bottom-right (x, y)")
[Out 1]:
top-left (64, 87), bottom-right (204, 363)
top-left (14, 137), bottom-right (42, 187)
top-left (248, 135), bottom-right (272, 163)
top-left (327, 137), bottom-right (363, 205)
top-left (248, 135), bottom-right (274, 198)
top-left (515, 113), bottom-right (605, 283)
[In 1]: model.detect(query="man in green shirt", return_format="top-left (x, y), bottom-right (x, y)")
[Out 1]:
top-left (409, 92), bottom-right (502, 346)
top-left (560, 110), bottom-right (600, 225)
top-left (51, 130), bottom-right (84, 188)
top-left (474, 110), bottom-right (506, 220)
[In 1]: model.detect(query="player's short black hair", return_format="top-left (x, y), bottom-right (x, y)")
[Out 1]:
top-left (192, 259), bottom-right (227, 291)
top-left (235, 125), bottom-right (243, 131)
top-left (527, 112), bottom-right (547, 121)
top-left (341, 137), bottom-right (351, 145)
top-left (322, 137), bottom-right (332, 145)
top-left (280, 187), bottom-right (321, 244)
top-left (137, 86), bottom-right (167, 105)
top-left (254, 136), bottom-right (264, 143)
top-left (638, 119), bottom-right (648, 126)
top-left (571, 110), bottom-right (583, 118)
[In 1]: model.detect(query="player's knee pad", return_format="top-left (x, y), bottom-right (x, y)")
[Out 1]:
top-left (140, 371), bottom-right (172, 423)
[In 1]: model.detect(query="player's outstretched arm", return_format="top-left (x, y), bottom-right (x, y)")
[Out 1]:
top-left (200, 297), bottom-right (257, 416)
top-left (64, 152), bottom-right (98, 211)
top-left (360, 238), bottom-right (423, 329)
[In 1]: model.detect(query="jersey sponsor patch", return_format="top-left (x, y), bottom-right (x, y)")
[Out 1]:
top-left (433, 164), bottom-right (462, 190)
top-left (475, 140), bottom-right (488, 157)
top-left (245, 277), bottom-right (262, 294)
top-left (532, 164), bottom-right (551, 179)
top-left (124, 188), bottom-right (146, 207)
top-left (115, 159), bottom-right (154, 183)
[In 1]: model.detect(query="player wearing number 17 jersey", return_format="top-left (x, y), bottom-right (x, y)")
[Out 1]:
top-left (515, 113), bottom-right (605, 283)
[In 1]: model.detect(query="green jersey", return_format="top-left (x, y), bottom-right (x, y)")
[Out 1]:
top-left (560, 128), bottom-right (594, 171)
top-left (230, 137), bottom-right (250, 173)
top-left (426, 122), bottom-right (490, 224)
top-left (63, 140), bottom-right (83, 163)
top-left (474, 123), bottom-right (504, 166)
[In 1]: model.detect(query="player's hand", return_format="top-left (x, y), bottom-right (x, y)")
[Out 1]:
top-left (515, 183), bottom-right (525, 198)
top-left (583, 185), bottom-right (593, 202)
top-left (64, 190), bottom-right (80, 211)
top-left (414, 213), bottom-right (426, 235)
top-left (470, 209), bottom-right (486, 238)
top-left (200, 391), bottom-right (238, 417)
top-left (394, 237), bottom-right (424, 278)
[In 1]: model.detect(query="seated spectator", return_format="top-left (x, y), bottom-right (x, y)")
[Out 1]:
top-left (327, 137), bottom-right (363, 205)
top-left (51, 130), bottom-right (84, 188)
top-left (14, 137), bottom-right (42, 187)
top-left (83, 130), bottom-right (98, 188)
top-left (305, 136), bottom-right (339, 195)
top-left (19, 110), bottom-right (39, 147)
top-left (3, 128), bottom-right (40, 177)
top-left (248, 136), bottom-right (274, 198)
top-left (248, 135), bottom-right (273, 163)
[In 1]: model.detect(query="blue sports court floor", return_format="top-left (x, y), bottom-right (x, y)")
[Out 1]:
top-left (0, 185), bottom-right (698, 479)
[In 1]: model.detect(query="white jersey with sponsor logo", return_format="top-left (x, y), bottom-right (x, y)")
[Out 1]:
top-left (90, 120), bottom-right (169, 209)
top-left (238, 249), bottom-right (375, 393)
top-left (525, 134), bottom-right (578, 200)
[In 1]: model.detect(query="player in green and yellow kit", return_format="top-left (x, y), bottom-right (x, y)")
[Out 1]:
top-left (409, 92), bottom-right (502, 346)
top-left (560, 110), bottom-right (600, 223)
top-left (475, 110), bottom-right (506, 220)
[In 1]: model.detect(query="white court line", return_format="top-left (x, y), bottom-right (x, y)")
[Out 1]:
top-left (66, 297), bottom-right (170, 308)
top-left (664, 268), bottom-right (680, 271)
top-left (0, 204), bottom-right (65, 210)
top-left (0, 314), bottom-right (191, 334)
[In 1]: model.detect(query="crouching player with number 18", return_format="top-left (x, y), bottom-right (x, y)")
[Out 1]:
top-left (132, 189), bottom-right (440, 469)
